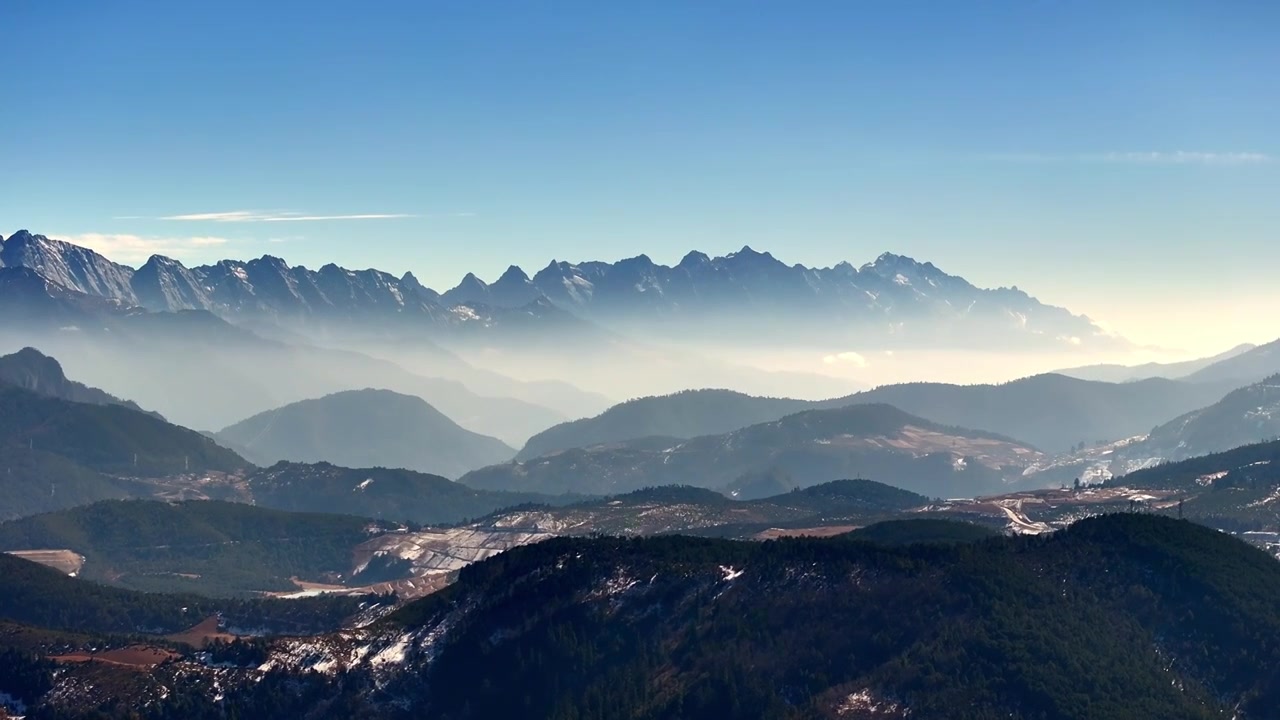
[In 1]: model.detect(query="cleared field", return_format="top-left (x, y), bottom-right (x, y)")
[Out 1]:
top-left (165, 616), bottom-right (236, 648)
top-left (4, 549), bottom-right (85, 576)
top-left (754, 525), bottom-right (860, 540)
top-left (51, 645), bottom-right (179, 669)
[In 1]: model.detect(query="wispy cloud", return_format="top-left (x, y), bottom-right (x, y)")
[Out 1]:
top-left (990, 151), bottom-right (1271, 166)
top-left (159, 210), bottom-right (414, 223)
top-left (1098, 151), bottom-right (1271, 166)
top-left (56, 233), bottom-right (233, 263)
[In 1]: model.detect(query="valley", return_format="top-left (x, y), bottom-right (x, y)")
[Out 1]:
top-left (3, 236), bottom-right (1280, 719)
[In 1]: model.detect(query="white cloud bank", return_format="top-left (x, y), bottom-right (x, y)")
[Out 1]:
top-left (55, 233), bottom-right (232, 263)
top-left (822, 351), bottom-right (869, 368)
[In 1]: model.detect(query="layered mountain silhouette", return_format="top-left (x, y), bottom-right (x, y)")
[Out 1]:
top-left (516, 373), bottom-right (1234, 459)
top-left (1, 230), bottom-right (1118, 350)
top-left (0, 364), bottom-right (249, 519)
top-left (1184, 337), bottom-right (1280, 386)
top-left (823, 373), bottom-right (1236, 452)
top-left (1055, 343), bottom-right (1258, 383)
top-left (516, 389), bottom-right (813, 460)
top-left (0, 347), bottom-right (159, 418)
top-left (0, 312), bottom-right (567, 445)
top-left (463, 403), bottom-right (1040, 496)
top-left (215, 389), bottom-right (516, 478)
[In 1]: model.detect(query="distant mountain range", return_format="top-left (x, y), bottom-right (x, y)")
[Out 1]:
top-left (1, 229), bottom-right (1118, 350)
top-left (216, 389), bottom-right (516, 479)
top-left (465, 403), bottom-right (1041, 497)
top-left (516, 373), bottom-right (1236, 460)
top-left (829, 373), bottom-right (1236, 452)
top-left (516, 389), bottom-right (812, 460)
top-left (1183, 338), bottom-right (1280, 386)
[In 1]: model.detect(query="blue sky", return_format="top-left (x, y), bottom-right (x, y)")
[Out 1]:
top-left (2, 0), bottom-right (1277, 349)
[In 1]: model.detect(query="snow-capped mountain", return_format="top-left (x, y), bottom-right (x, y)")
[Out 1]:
top-left (449, 246), bottom-right (1112, 348)
top-left (0, 230), bottom-right (1115, 348)
top-left (0, 230), bottom-right (137, 303)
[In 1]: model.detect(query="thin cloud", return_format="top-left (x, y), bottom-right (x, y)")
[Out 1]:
top-left (990, 151), bottom-right (1271, 166)
top-left (161, 210), bottom-right (414, 223)
top-left (56, 233), bottom-right (232, 263)
top-left (1099, 151), bottom-right (1271, 166)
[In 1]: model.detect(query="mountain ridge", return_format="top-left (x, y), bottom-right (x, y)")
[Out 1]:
top-left (2, 230), bottom-right (1120, 350)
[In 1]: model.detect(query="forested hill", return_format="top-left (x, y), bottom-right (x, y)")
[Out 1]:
top-left (0, 385), bottom-right (247, 476)
top-left (370, 514), bottom-right (1280, 719)
top-left (0, 552), bottom-right (367, 638)
top-left (41, 513), bottom-right (1272, 720)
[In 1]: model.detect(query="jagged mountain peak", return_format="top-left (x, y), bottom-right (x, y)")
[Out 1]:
top-left (250, 254), bottom-right (291, 271)
top-left (3, 228), bottom-right (35, 246)
top-left (677, 250), bottom-right (711, 268)
top-left (458, 271), bottom-right (487, 288)
top-left (139, 253), bottom-right (187, 269)
top-left (497, 265), bottom-right (531, 284)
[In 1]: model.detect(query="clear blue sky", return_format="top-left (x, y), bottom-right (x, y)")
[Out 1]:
top-left (3, 0), bottom-right (1277, 348)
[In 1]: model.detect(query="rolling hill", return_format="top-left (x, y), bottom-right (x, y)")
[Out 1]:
top-left (463, 404), bottom-right (1040, 497)
top-left (515, 373), bottom-right (1235, 462)
top-left (0, 385), bottom-right (246, 478)
top-left (53, 513), bottom-right (1280, 720)
top-left (0, 357), bottom-right (248, 520)
top-left (0, 551), bottom-right (367, 638)
top-left (245, 461), bottom-right (576, 524)
top-left (516, 389), bottom-right (812, 460)
top-left (215, 389), bottom-right (516, 479)
top-left (0, 500), bottom-right (378, 596)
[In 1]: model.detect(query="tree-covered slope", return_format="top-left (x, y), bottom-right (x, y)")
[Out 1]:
top-left (0, 552), bottom-right (367, 637)
top-left (0, 385), bottom-right (247, 477)
top-left (127, 513), bottom-right (1273, 720)
top-left (10, 514), bottom-right (1280, 719)
top-left (1130, 374), bottom-right (1280, 461)
top-left (0, 500), bottom-right (377, 596)
top-left (246, 461), bottom-right (574, 525)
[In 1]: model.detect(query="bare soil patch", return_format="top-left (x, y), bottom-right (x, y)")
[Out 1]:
top-left (4, 549), bottom-right (84, 575)
top-left (165, 616), bottom-right (236, 648)
top-left (51, 645), bottom-right (178, 669)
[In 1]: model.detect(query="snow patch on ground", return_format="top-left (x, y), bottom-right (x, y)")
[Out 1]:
top-left (836, 688), bottom-right (904, 716)
top-left (720, 565), bottom-right (744, 582)
top-left (1197, 471), bottom-right (1229, 486)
